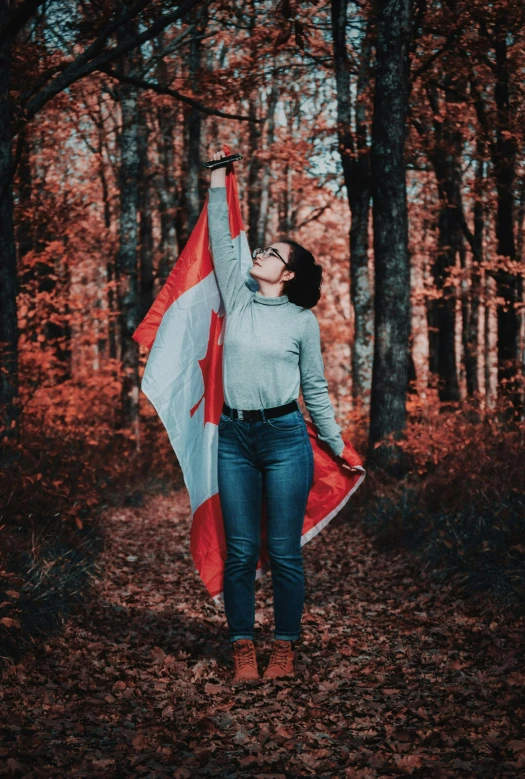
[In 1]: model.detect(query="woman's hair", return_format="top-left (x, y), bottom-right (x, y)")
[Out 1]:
top-left (278, 238), bottom-right (323, 309)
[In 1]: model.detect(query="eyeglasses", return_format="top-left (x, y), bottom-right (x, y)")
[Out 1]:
top-left (252, 247), bottom-right (292, 270)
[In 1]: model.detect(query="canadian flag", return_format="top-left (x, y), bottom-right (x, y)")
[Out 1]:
top-left (132, 144), bottom-right (366, 603)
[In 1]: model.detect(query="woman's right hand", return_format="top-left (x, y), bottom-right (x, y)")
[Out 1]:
top-left (209, 149), bottom-right (227, 189)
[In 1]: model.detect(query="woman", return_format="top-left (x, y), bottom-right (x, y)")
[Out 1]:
top-left (208, 149), bottom-right (359, 685)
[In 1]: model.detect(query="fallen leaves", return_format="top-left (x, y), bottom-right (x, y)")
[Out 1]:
top-left (0, 616), bottom-right (21, 628)
top-left (0, 489), bottom-right (523, 776)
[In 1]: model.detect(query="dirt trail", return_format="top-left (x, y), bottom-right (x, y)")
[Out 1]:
top-left (2, 488), bottom-right (524, 777)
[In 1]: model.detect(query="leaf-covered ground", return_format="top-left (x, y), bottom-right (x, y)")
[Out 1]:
top-left (1, 488), bottom-right (524, 777)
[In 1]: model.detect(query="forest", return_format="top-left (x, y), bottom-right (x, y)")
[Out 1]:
top-left (1, 0), bottom-right (524, 776)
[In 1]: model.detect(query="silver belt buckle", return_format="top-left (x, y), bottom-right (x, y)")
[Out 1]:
top-left (237, 409), bottom-right (244, 421)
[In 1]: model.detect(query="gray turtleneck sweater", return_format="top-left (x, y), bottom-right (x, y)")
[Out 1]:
top-left (207, 186), bottom-right (345, 457)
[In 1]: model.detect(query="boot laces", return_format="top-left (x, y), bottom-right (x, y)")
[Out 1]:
top-left (234, 642), bottom-right (256, 669)
top-left (270, 641), bottom-right (292, 669)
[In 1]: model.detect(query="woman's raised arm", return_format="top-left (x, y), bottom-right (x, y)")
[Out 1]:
top-left (207, 150), bottom-right (253, 314)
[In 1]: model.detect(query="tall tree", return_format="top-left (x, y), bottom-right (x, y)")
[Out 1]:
top-left (181, 4), bottom-right (209, 245)
top-left (254, 62), bottom-right (279, 249)
top-left (331, 0), bottom-right (374, 409)
top-left (467, 6), bottom-right (523, 403)
top-left (137, 88), bottom-right (154, 324)
top-left (368, 0), bottom-right (412, 470)
top-left (462, 140), bottom-right (485, 399)
top-left (246, 0), bottom-right (265, 248)
top-left (115, 19), bottom-right (140, 431)
top-left (154, 31), bottom-right (180, 288)
top-left (0, 0), bottom-right (19, 452)
top-left (492, 14), bottom-right (520, 399)
top-left (425, 77), bottom-right (465, 403)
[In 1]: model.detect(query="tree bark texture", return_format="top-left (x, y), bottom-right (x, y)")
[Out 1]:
top-left (0, 0), bottom-right (19, 451)
top-left (154, 32), bottom-right (179, 288)
top-left (182, 5), bottom-right (209, 244)
top-left (463, 146), bottom-right (484, 398)
top-left (255, 67), bottom-right (279, 249)
top-left (426, 81), bottom-right (463, 403)
top-left (137, 88), bottom-right (154, 323)
top-left (115, 21), bottom-right (140, 430)
top-left (368, 0), bottom-right (412, 470)
top-left (493, 18), bottom-right (520, 395)
top-left (331, 0), bottom-right (374, 408)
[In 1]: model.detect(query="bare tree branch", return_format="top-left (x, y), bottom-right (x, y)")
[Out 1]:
top-left (295, 201), bottom-right (333, 229)
top-left (20, 0), bottom-right (207, 122)
top-left (411, 25), bottom-right (463, 82)
top-left (97, 66), bottom-right (262, 122)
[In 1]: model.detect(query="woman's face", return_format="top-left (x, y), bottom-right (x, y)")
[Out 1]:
top-left (249, 242), bottom-right (294, 286)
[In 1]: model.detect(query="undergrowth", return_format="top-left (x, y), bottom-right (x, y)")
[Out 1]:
top-left (358, 394), bottom-right (525, 615)
top-left (0, 379), bottom-right (183, 664)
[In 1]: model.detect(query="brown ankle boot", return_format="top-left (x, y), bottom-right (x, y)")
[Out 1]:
top-left (263, 639), bottom-right (296, 679)
top-left (232, 639), bottom-right (260, 683)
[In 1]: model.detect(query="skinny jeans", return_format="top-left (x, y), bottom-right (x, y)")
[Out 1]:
top-left (217, 406), bottom-right (314, 642)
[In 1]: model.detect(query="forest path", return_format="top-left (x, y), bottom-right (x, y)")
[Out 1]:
top-left (2, 488), bottom-right (524, 777)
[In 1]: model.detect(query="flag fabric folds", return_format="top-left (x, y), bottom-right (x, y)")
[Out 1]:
top-left (132, 144), bottom-right (366, 603)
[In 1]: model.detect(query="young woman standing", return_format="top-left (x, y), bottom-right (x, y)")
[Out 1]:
top-left (207, 149), bottom-right (359, 684)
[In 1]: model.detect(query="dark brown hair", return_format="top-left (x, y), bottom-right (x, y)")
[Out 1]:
top-left (278, 239), bottom-right (323, 309)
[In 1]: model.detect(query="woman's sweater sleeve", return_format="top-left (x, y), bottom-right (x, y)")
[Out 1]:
top-left (299, 311), bottom-right (345, 457)
top-left (207, 186), bottom-right (254, 313)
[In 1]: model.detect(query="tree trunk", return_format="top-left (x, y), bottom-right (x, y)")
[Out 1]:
top-left (472, 18), bottom-right (521, 403)
top-left (463, 145), bottom-right (484, 398)
top-left (331, 0), bottom-right (374, 409)
top-left (278, 92), bottom-right (301, 234)
top-left (493, 18), bottom-right (520, 399)
top-left (181, 6), bottom-right (209, 246)
top-left (137, 92), bottom-right (154, 323)
top-left (278, 162), bottom-right (293, 234)
top-left (247, 92), bottom-right (263, 245)
top-left (0, 2), bottom-right (19, 452)
top-left (426, 81), bottom-right (463, 403)
top-left (244, 0), bottom-right (265, 247)
top-left (255, 66), bottom-right (279, 249)
top-left (484, 275), bottom-right (498, 408)
top-left (368, 0), bottom-right (412, 472)
top-left (154, 33), bottom-right (179, 288)
top-left (94, 99), bottom-right (118, 361)
top-left (115, 23), bottom-right (140, 432)
top-left (16, 132), bottom-right (33, 260)
top-left (516, 174), bottom-right (525, 413)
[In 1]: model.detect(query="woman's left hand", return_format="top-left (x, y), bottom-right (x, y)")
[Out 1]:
top-left (335, 455), bottom-right (362, 475)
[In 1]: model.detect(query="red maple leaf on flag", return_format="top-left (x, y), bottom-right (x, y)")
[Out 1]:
top-left (190, 308), bottom-right (225, 425)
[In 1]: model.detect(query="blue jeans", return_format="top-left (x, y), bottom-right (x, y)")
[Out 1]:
top-left (217, 406), bottom-right (314, 642)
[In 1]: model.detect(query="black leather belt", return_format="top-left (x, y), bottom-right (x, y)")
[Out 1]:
top-left (222, 399), bottom-right (299, 422)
